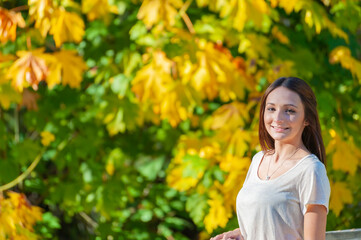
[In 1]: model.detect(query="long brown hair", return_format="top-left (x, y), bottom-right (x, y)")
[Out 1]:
top-left (258, 77), bottom-right (326, 165)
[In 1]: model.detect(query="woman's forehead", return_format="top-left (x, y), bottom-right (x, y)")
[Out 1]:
top-left (266, 87), bottom-right (303, 105)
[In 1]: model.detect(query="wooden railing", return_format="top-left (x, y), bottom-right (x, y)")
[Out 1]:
top-left (326, 228), bottom-right (361, 240)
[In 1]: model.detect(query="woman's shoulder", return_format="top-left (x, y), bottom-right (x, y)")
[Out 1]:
top-left (252, 151), bottom-right (265, 161)
top-left (300, 154), bottom-right (325, 168)
top-left (298, 154), bottom-right (328, 177)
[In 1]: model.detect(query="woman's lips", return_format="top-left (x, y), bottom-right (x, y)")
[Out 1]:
top-left (272, 126), bottom-right (289, 132)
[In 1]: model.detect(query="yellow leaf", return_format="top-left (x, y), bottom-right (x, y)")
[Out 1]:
top-left (238, 33), bottom-right (270, 59)
top-left (167, 165), bottom-right (200, 191)
top-left (132, 50), bottom-right (173, 102)
top-left (82, 0), bottom-right (119, 21)
top-left (224, 129), bottom-right (252, 157)
top-left (329, 181), bottom-right (353, 216)
top-left (204, 102), bottom-right (249, 131)
top-left (221, 155), bottom-right (250, 210)
top-left (0, 191), bottom-right (42, 239)
top-left (204, 190), bottom-right (232, 233)
top-left (270, 0), bottom-right (299, 14)
top-left (159, 82), bottom-right (199, 127)
top-left (50, 7), bottom-right (85, 47)
top-left (41, 131), bottom-right (55, 146)
top-left (183, 39), bottom-right (249, 101)
top-left (47, 50), bottom-right (87, 88)
top-left (0, 7), bottom-right (26, 43)
top-left (325, 19), bottom-right (349, 43)
top-left (330, 46), bottom-right (361, 83)
top-left (211, 0), bottom-right (269, 32)
top-left (28, 0), bottom-right (53, 37)
top-left (167, 135), bottom-right (221, 191)
top-left (137, 0), bottom-right (183, 28)
top-left (7, 49), bottom-right (49, 92)
top-left (326, 131), bottom-right (359, 175)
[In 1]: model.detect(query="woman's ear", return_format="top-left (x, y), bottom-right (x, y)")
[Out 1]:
top-left (304, 120), bottom-right (309, 126)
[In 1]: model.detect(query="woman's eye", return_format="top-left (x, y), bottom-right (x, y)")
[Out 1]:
top-left (286, 109), bottom-right (296, 114)
top-left (267, 107), bottom-right (275, 111)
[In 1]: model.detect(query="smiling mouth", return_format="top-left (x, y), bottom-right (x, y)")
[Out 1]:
top-left (272, 126), bottom-right (289, 131)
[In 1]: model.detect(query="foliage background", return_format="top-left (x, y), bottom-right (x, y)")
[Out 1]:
top-left (0, 0), bottom-right (361, 239)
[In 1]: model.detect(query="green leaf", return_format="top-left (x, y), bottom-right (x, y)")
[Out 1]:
top-left (135, 156), bottom-right (165, 181)
top-left (182, 154), bottom-right (209, 178)
top-left (186, 193), bottom-right (208, 225)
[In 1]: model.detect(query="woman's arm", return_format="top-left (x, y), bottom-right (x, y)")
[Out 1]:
top-left (210, 228), bottom-right (243, 240)
top-left (304, 204), bottom-right (327, 240)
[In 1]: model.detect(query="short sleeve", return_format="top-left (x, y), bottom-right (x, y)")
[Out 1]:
top-left (243, 151), bottom-right (264, 185)
top-left (298, 158), bottom-right (331, 215)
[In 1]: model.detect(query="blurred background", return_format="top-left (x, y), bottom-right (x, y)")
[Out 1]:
top-left (0, 0), bottom-right (361, 239)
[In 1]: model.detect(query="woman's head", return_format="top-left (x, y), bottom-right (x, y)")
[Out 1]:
top-left (259, 77), bottom-right (326, 164)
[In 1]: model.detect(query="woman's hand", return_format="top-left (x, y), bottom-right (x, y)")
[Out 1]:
top-left (210, 228), bottom-right (244, 240)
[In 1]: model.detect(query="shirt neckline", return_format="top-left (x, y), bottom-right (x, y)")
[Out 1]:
top-left (255, 152), bottom-right (314, 183)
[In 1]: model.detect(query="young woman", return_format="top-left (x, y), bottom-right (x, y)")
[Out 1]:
top-left (211, 77), bottom-right (330, 240)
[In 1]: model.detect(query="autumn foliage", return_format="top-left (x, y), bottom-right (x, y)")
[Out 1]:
top-left (0, 0), bottom-right (361, 239)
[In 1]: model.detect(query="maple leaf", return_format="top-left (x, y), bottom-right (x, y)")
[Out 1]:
top-left (28, 0), bottom-right (53, 37)
top-left (131, 50), bottom-right (174, 103)
top-left (206, 0), bottom-right (269, 32)
top-left (0, 7), bottom-right (26, 43)
top-left (239, 33), bottom-right (270, 59)
top-left (329, 181), bottom-right (353, 216)
top-left (221, 155), bottom-right (250, 210)
top-left (137, 0), bottom-right (183, 28)
top-left (82, 0), bottom-right (119, 21)
top-left (7, 48), bottom-right (49, 92)
top-left (203, 189), bottom-right (232, 233)
top-left (204, 102), bottom-right (250, 131)
top-left (158, 81), bottom-right (201, 127)
top-left (50, 7), bottom-right (85, 47)
top-left (326, 132), bottom-right (361, 175)
top-left (330, 46), bottom-right (361, 83)
top-left (183, 39), bottom-right (249, 101)
top-left (46, 50), bottom-right (87, 88)
top-left (0, 191), bottom-right (42, 239)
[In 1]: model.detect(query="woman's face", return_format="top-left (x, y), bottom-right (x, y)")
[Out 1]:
top-left (264, 86), bottom-right (307, 145)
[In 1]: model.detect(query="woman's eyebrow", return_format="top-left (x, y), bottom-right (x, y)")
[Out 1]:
top-left (266, 103), bottom-right (298, 108)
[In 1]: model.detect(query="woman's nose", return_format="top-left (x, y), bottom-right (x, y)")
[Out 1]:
top-left (274, 110), bottom-right (284, 122)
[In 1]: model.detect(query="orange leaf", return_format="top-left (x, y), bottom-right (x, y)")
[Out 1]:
top-left (0, 7), bottom-right (25, 43)
top-left (7, 49), bottom-right (49, 92)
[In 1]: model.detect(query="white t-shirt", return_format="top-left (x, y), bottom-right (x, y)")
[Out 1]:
top-left (236, 151), bottom-right (330, 240)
